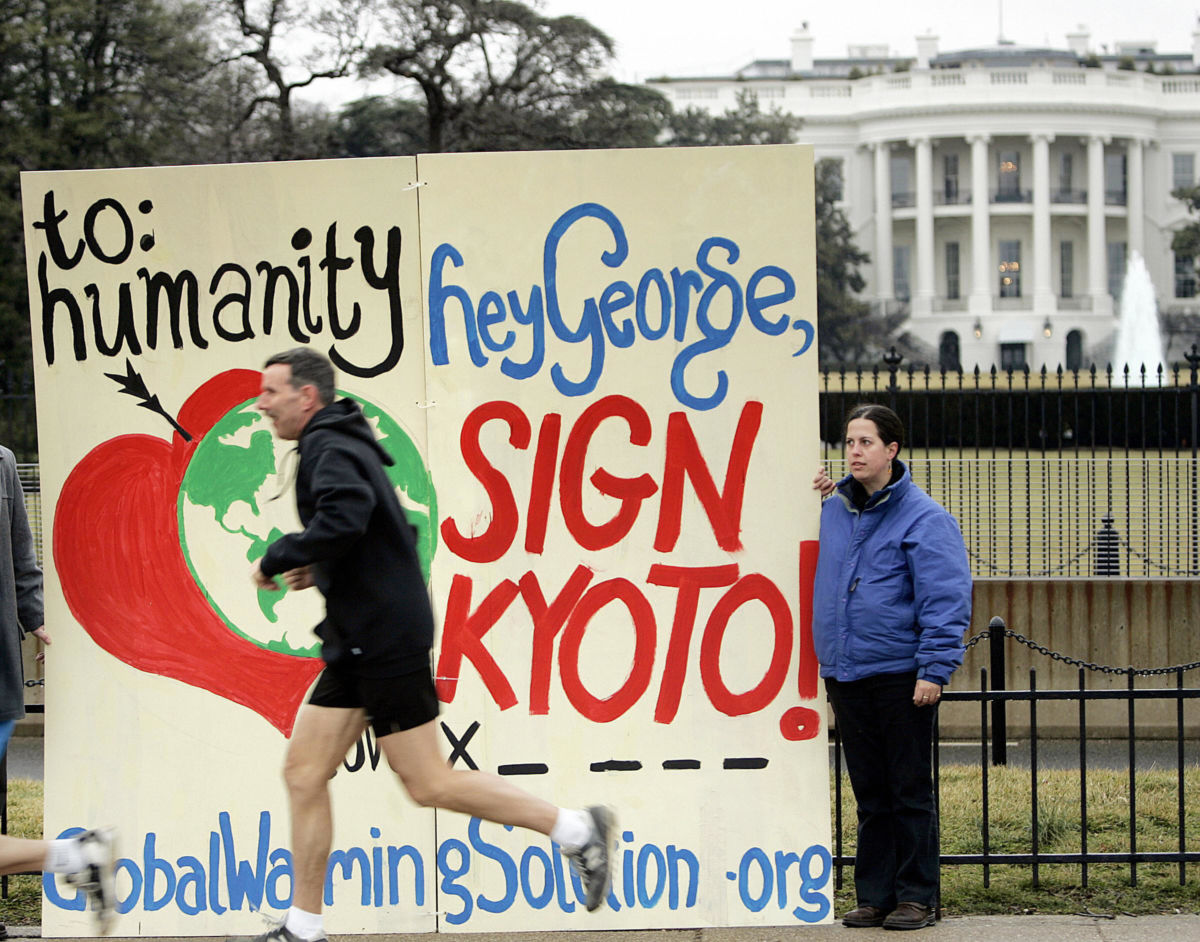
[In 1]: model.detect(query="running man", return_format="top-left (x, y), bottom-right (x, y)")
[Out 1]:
top-left (231, 348), bottom-right (612, 942)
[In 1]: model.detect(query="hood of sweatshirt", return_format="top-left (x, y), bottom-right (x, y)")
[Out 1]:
top-left (300, 398), bottom-right (395, 467)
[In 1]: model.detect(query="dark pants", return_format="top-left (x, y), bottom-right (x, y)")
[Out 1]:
top-left (825, 671), bottom-right (939, 910)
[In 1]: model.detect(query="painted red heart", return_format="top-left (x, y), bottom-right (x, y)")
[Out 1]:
top-left (53, 369), bottom-right (323, 736)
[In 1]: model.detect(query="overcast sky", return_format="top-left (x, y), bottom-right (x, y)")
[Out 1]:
top-left (538, 2), bottom-right (1199, 82)
top-left (304, 2), bottom-right (1199, 105)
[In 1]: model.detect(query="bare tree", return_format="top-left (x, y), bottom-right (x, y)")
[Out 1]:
top-left (362, 0), bottom-right (615, 152)
top-left (214, 0), bottom-right (372, 159)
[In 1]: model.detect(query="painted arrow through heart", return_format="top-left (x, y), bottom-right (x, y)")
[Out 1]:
top-left (54, 369), bottom-right (323, 736)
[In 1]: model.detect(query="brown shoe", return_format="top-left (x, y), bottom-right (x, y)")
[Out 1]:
top-left (842, 904), bottom-right (889, 927)
top-left (883, 901), bottom-right (935, 930)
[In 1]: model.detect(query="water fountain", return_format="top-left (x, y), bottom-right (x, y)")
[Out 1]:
top-left (1111, 250), bottom-right (1166, 377)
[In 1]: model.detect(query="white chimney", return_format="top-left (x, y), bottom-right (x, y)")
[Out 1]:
top-left (791, 22), bottom-right (814, 73)
top-left (915, 33), bottom-right (939, 69)
top-left (1066, 25), bottom-right (1090, 57)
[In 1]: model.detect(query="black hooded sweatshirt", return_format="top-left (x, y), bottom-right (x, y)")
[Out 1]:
top-left (259, 398), bottom-right (434, 676)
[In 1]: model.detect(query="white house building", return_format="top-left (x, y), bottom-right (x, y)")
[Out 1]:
top-left (647, 24), bottom-right (1200, 372)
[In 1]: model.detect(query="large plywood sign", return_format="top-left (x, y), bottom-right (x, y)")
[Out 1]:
top-left (21, 146), bottom-right (826, 936)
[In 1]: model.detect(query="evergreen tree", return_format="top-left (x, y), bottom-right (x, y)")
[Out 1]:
top-left (0, 0), bottom-right (214, 373)
top-left (666, 89), bottom-right (802, 146)
top-left (814, 157), bottom-right (903, 365)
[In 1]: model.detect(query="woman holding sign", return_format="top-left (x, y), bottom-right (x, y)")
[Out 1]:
top-left (812, 404), bottom-right (971, 931)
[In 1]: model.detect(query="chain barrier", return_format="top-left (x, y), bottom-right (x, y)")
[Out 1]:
top-left (963, 629), bottom-right (991, 651)
top-left (1115, 535), bottom-right (1200, 578)
top-left (964, 541), bottom-right (1093, 578)
top-left (23, 678), bottom-right (43, 687)
top-left (964, 535), bottom-right (1200, 579)
top-left (962, 627), bottom-right (1200, 676)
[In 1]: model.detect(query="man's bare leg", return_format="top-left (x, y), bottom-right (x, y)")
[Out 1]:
top-left (2, 832), bottom-right (117, 932)
top-left (377, 719), bottom-right (613, 911)
top-left (0, 836), bottom-right (48, 875)
top-left (283, 704), bottom-right (367, 914)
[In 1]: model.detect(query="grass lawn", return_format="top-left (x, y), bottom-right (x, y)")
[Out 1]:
top-left (832, 764), bottom-right (1200, 917)
top-left (2, 778), bottom-right (46, 927)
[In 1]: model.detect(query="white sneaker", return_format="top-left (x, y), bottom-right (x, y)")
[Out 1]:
top-left (562, 806), bottom-right (614, 912)
top-left (226, 923), bottom-right (328, 942)
top-left (63, 828), bottom-right (116, 934)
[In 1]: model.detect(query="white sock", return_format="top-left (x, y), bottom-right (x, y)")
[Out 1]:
top-left (283, 906), bottom-right (324, 940)
top-left (43, 837), bottom-right (87, 874)
top-left (549, 808), bottom-right (592, 851)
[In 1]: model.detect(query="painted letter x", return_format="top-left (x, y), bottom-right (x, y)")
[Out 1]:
top-left (441, 720), bottom-right (481, 769)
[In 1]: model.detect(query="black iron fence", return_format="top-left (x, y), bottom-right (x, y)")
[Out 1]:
top-left (819, 346), bottom-right (1200, 579)
top-left (6, 352), bottom-right (1200, 582)
top-left (818, 347), bottom-right (1200, 453)
top-left (830, 617), bottom-right (1200, 895)
top-left (3, 350), bottom-right (1198, 461)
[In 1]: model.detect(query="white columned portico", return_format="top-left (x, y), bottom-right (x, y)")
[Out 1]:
top-left (873, 141), bottom-right (894, 305)
top-left (1031, 132), bottom-right (1055, 315)
top-left (968, 134), bottom-right (991, 317)
top-left (1086, 134), bottom-right (1113, 316)
top-left (912, 135), bottom-right (934, 315)
top-left (1127, 137), bottom-right (1145, 260)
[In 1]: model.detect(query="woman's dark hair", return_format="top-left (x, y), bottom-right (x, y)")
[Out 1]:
top-left (845, 403), bottom-right (904, 456)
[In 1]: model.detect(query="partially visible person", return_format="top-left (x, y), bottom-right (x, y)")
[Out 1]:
top-left (812, 404), bottom-right (972, 931)
top-left (229, 349), bottom-right (613, 942)
top-left (0, 825), bottom-right (117, 935)
top-left (0, 444), bottom-right (116, 933)
top-left (0, 441), bottom-right (47, 757)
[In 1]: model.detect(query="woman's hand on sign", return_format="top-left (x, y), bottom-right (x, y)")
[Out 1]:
top-left (32, 625), bottom-right (51, 662)
top-left (813, 466), bottom-right (836, 498)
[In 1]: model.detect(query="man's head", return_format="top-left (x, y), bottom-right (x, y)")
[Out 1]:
top-left (258, 348), bottom-right (336, 440)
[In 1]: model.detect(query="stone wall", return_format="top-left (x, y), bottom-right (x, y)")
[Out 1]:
top-left (938, 580), bottom-right (1200, 737)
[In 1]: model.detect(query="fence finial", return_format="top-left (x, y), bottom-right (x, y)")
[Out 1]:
top-left (883, 346), bottom-right (903, 394)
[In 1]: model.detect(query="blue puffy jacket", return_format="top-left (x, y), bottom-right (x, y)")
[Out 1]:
top-left (813, 460), bottom-right (972, 687)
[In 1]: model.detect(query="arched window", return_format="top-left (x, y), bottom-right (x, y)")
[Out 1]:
top-left (939, 331), bottom-right (961, 372)
top-left (1065, 329), bottom-right (1083, 371)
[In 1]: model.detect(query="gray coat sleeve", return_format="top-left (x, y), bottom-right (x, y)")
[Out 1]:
top-left (0, 448), bottom-right (41, 723)
top-left (1, 449), bottom-right (42, 635)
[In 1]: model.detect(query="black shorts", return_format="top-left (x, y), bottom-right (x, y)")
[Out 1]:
top-left (308, 662), bottom-right (440, 737)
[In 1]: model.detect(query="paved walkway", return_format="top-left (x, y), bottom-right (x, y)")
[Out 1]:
top-left (7, 915), bottom-right (1200, 941)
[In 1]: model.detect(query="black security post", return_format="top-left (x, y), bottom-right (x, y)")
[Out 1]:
top-left (1095, 513), bottom-right (1121, 576)
top-left (988, 616), bottom-right (1008, 765)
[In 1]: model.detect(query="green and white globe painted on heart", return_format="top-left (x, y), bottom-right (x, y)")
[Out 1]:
top-left (177, 393), bottom-right (437, 657)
